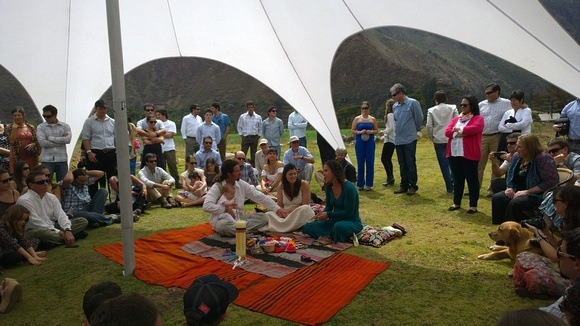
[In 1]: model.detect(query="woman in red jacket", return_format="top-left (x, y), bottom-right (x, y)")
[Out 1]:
top-left (445, 96), bottom-right (484, 214)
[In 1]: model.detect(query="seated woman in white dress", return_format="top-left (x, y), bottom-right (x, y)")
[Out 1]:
top-left (260, 148), bottom-right (284, 199)
top-left (265, 163), bottom-right (314, 232)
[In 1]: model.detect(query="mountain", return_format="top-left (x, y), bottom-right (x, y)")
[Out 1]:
top-left (1, 1), bottom-right (577, 127)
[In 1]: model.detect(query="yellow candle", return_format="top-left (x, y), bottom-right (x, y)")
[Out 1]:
top-left (235, 220), bottom-right (247, 258)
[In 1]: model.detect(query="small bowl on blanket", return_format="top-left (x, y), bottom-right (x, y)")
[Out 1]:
top-left (261, 242), bottom-right (275, 253)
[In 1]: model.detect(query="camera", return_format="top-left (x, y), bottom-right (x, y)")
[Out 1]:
top-left (521, 208), bottom-right (545, 229)
top-left (521, 218), bottom-right (545, 230)
top-left (493, 152), bottom-right (505, 159)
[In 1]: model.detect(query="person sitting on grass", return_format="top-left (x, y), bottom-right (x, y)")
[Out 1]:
top-left (180, 155), bottom-right (207, 194)
top-left (183, 274), bottom-right (239, 326)
top-left (105, 173), bottom-right (147, 220)
top-left (0, 205), bottom-right (46, 267)
top-left (203, 159), bottom-right (284, 237)
top-left (17, 170), bottom-right (88, 248)
top-left (82, 281), bottom-right (122, 326)
top-left (176, 171), bottom-right (207, 208)
top-left (61, 168), bottom-right (116, 227)
top-left (90, 293), bottom-right (163, 326)
top-left (139, 152), bottom-right (177, 209)
top-left (204, 158), bottom-right (220, 189)
top-left (302, 159), bottom-right (363, 243)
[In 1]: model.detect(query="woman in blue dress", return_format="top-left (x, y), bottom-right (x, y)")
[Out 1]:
top-left (303, 160), bottom-right (363, 243)
top-left (351, 101), bottom-right (379, 191)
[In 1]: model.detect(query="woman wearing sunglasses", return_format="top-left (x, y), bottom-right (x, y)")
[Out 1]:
top-left (140, 114), bottom-right (165, 169)
top-left (0, 168), bottom-right (19, 217)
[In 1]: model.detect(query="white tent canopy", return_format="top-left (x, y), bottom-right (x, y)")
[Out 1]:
top-left (1, 0), bottom-right (579, 159)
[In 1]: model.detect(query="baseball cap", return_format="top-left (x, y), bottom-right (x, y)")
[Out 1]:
top-left (259, 139), bottom-right (269, 146)
top-left (183, 274), bottom-right (239, 323)
top-left (288, 136), bottom-right (299, 143)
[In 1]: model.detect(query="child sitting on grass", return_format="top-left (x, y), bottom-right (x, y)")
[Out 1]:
top-left (175, 171), bottom-right (207, 208)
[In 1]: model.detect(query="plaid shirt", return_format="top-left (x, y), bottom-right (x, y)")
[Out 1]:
top-left (61, 177), bottom-right (95, 213)
top-left (240, 162), bottom-right (258, 186)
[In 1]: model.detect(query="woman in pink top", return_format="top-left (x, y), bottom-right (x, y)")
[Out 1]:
top-left (445, 96), bottom-right (484, 214)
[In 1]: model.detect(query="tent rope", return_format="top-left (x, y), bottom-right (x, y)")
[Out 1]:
top-left (166, 0), bottom-right (183, 57)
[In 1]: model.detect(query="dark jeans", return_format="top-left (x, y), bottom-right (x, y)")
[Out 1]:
top-left (395, 140), bottom-right (418, 190)
top-left (45, 161), bottom-right (68, 182)
top-left (449, 157), bottom-right (479, 208)
top-left (241, 135), bottom-right (260, 167)
top-left (491, 191), bottom-right (542, 224)
top-left (434, 143), bottom-right (454, 193)
top-left (381, 142), bottom-right (395, 182)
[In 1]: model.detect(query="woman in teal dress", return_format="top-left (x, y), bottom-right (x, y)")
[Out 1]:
top-left (303, 159), bottom-right (363, 243)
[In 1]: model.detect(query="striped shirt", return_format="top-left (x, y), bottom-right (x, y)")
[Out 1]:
top-left (37, 120), bottom-right (72, 162)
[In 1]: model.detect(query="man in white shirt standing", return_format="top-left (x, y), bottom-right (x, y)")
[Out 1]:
top-left (19, 170), bottom-right (88, 247)
top-left (36, 105), bottom-right (72, 182)
top-left (478, 83), bottom-right (511, 196)
top-left (237, 101), bottom-right (262, 167)
top-left (288, 108), bottom-right (308, 148)
top-left (156, 108), bottom-right (181, 188)
top-left (181, 104), bottom-right (203, 161)
top-left (426, 91), bottom-right (458, 194)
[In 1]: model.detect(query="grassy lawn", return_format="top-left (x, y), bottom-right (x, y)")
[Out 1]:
top-left (2, 124), bottom-right (558, 325)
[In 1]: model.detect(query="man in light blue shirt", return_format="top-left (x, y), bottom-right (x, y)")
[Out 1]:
top-left (554, 99), bottom-right (580, 154)
top-left (288, 109), bottom-right (308, 147)
top-left (391, 83), bottom-right (423, 196)
top-left (262, 106), bottom-right (284, 158)
top-left (211, 102), bottom-right (231, 161)
top-left (196, 108), bottom-right (221, 152)
top-left (283, 136), bottom-right (315, 183)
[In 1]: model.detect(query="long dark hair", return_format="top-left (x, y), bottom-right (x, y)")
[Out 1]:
top-left (282, 164), bottom-right (301, 200)
top-left (324, 159), bottom-right (346, 187)
top-left (205, 158), bottom-right (220, 174)
top-left (555, 185), bottom-right (580, 231)
top-left (462, 95), bottom-right (480, 115)
top-left (12, 161), bottom-right (29, 193)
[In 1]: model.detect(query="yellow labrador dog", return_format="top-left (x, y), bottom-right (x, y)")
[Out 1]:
top-left (478, 221), bottom-right (543, 260)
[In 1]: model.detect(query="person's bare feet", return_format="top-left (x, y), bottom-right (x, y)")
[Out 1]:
top-left (36, 251), bottom-right (47, 258)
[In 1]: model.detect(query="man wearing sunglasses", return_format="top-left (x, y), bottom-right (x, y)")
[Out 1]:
top-left (547, 138), bottom-right (580, 181)
top-left (488, 132), bottom-right (521, 195)
top-left (36, 104), bottom-right (71, 182)
top-left (478, 83), bottom-right (511, 197)
top-left (262, 106), bottom-right (284, 159)
top-left (17, 170), bottom-right (88, 248)
top-left (195, 137), bottom-right (222, 170)
top-left (539, 228), bottom-right (580, 321)
top-left (139, 153), bottom-right (177, 209)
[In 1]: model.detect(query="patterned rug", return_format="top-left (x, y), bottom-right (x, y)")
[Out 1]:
top-left (94, 223), bottom-right (390, 325)
top-left (181, 232), bottom-right (351, 278)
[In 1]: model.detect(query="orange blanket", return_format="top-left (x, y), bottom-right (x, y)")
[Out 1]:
top-left (94, 223), bottom-right (390, 325)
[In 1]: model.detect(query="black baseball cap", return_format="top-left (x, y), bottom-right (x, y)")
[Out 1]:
top-left (94, 99), bottom-right (109, 108)
top-left (183, 274), bottom-right (239, 323)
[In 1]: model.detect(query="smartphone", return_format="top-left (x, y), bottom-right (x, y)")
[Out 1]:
top-left (493, 152), bottom-right (504, 159)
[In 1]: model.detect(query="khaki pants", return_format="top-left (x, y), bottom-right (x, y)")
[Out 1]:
top-left (478, 133), bottom-right (501, 191)
top-left (146, 180), bottom-right (174, 202)
top-left (26, 217), bottom-right (88, 245)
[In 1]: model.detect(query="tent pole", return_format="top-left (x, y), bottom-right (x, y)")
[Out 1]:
top-left (105, 0), bottom-right (135, 276)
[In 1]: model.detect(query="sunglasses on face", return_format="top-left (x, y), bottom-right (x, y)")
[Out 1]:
top-left (32, 179), bottom-right (49, 185)
top-left (548, 147), bottom-right (563, 154)
top-left (391, 91), bottom-right (400, 98)
top-left (236, 157), bottom-right (245, 160)
top-left (42, 115), bottom-right (53, 119)
top-left (0, 177), bottom-right (12, 184)
top-left (189, 161), bottom-right (197, 165)
top-left (507, 141), bottom-right (517, 146)
top-left (145, 109), bottom-right (154, 112)
top-left (148, 160), bottom-right (157, 163)
top-left (23, 166), bottom-right (30, 170)
top-left (460, 104), bottom-right (469, 108)
top-left (204, 142), bottom-right (212, 145)
top-left (148, 121), bottom-right (157, 124)
top-left (361, 107), bottom-right (369, 110)
top-left (556, 245), bottom-right (577, 260)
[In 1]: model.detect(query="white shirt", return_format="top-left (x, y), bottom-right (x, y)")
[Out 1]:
top-left (237, 112), bottom-right (262, 136)
top-left (18, 189), bottom-right (71, 234)
top-left (497, 107), bottom-right (532, 134)
top-left (288, 111), bottom-right (307, 139)
top-left (382, 112), bottom-right (395, 144)
top-left (161, 119), bottom-right (177, 152)
top-left (427, 103), bottom-right (458, 144)
top-left (181, 113), bottom-right (203, 138)
top-left (203, 179), bottom-right (280, 229)
top-left (139, 166), bottom-right (175, 188)
top-left (479, 97), bottom-right (511, 135)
